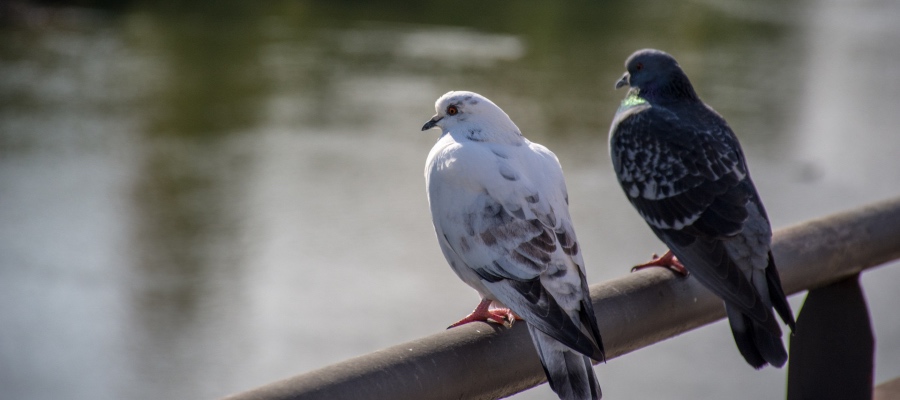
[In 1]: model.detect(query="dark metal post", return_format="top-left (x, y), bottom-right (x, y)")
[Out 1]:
top-left (787, 274), bottom-right (874, 400)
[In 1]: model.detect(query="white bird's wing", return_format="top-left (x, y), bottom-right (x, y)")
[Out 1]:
top-left (427, 138), bottom-right (604, 362)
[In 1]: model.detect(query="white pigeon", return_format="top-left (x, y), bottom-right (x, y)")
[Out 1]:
top-left (421, 91), bottom-right (605, 400)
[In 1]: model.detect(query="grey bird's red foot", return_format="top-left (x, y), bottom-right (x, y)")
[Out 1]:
top-left (632, 250), bottom-right (689, 276)
top-left (448, 298), bottom-right (517, 329)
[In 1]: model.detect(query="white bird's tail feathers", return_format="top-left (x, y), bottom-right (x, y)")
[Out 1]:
top-left (528, 324), bottom-right (602, 400)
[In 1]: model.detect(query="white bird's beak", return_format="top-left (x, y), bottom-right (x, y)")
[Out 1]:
top-left (421, 115), bottom-right (442, 131)
top-left (615, 72), bottom-right (630, 89)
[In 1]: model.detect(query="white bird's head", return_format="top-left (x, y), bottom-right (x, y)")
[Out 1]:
top-left (421, 91), bottom-right (522, 143)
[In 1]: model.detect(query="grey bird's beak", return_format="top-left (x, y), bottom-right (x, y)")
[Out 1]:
top-left (615, 72), bottom-right (630, 89)
top-left (421, 115), bottom-right (442, 131)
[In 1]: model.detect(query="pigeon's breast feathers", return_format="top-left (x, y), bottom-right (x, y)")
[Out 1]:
top-left (617, 89), bottom-right (648, 113)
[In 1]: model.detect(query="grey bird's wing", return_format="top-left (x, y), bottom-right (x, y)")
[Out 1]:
top-left (610, 105), bottom-right (780, 333)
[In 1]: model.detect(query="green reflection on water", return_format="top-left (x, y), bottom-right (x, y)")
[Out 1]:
top-left (18, 0), bottom-right (798, 141)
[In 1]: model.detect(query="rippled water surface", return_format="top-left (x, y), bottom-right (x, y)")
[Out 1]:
top-left (2, 1), bottom-right (899, 399)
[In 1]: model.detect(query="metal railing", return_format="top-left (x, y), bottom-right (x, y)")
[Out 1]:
top-left (223, 197), bottom-right (900, 400)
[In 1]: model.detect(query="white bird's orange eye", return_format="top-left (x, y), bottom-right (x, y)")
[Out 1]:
top-left (447, 105), bottom-right (459, 115)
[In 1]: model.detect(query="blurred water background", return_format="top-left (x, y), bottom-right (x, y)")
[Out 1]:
top-left (2, 1), bottom-right (899, 399)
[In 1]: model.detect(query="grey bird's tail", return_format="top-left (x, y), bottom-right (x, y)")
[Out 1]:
top-left (725, 303), bottom-right (787, 369)
top-left (726, 252), bottom-right (795, 369)
top-left (527, 325), bottom-right (602, 400)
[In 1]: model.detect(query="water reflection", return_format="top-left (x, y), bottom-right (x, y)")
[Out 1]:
top-left (1, 1), bottom-right (898, 400)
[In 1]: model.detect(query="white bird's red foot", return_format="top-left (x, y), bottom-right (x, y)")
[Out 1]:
top-left (448, 298), bottom-right (517, 329)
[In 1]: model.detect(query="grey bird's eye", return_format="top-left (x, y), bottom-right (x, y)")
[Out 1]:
top-left (447, 105), bottom-right (459, 116)
top-left (635, 62), bottom-right (644, 71)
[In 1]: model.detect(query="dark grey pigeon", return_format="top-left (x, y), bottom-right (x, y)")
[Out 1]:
top-left (608, 49), bottom-right (796, 369)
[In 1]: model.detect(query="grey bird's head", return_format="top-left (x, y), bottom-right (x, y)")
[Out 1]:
top-left (615, 49), bottom-right (697, 101)
top-left (421, 91), bottom-right (520, 142)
